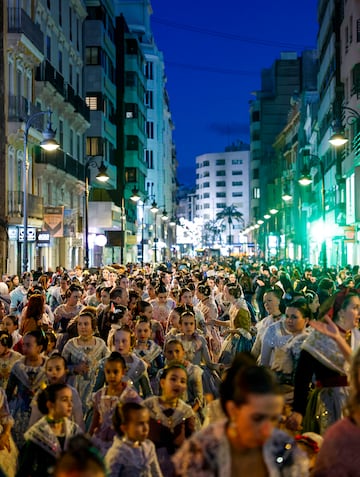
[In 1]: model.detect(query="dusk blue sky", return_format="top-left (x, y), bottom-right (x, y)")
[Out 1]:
top-left (150, 0), bottom-right (319, 187)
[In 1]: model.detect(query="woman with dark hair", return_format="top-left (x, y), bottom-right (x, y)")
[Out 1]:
top-left (16, 383), bottom-right (82, 477)
top-left (20, 292), bottom-right (52, 335)
top-left (150, 284), bottom-right (176, 331)
top-left (196, 282), bottom-right (221, 361)
top-left (215, 283), bottom-right (254, 366)
top-left (287, 289), bottom-right (360, 434)
top-left (9, 272), bottom-right (32, 314)
top-left (311, 346), bottom-right (360, 476)
top-left (6, 329), bottom-right (48, 448)
top-left (62, 309), bottom-right (109, 414)
top-left (173, 352), bottom-right (308, 476)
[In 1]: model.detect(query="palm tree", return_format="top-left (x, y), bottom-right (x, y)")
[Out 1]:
top-left (203, 220), bottom-right (225, 246)
top-left (216, 205), bottom-right (244, 251)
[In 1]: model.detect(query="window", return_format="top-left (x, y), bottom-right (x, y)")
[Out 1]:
top-left (69, 129), bottom-right (74, 156)
top-left (216, 159), bottom-right (225, 165)
top-left (69, 7), bottom-right (72, 41)
top-left (146, 121), bottom-right (154, 138)
top-left (86, 47), bottom-right (100, 65)
top-left (357, 19), bottom-right (360, 42)
top-left (216, 181), bottom-right (226, 187)
top-left (216, 192), bottom-right (226, 197)
top-left (46, 35), bottom-right (51, 60)
top-left (145, 150), bottom-right (154, 168)
top-left (69, 64), bottom-right (73, 85)
top-left (203, 193), bottom-right (210, 198)
top-left (126, 135), bottom-right (139, 151)
top-left (203, 182), bottom-right (210, 188)
top-left (125, 103), bottom-right (138, 118)
top-left (216, 170), bottom-right (225, 176)
top-left (86, 95), bottom-right (103, 111)
top-left (253, 168), bottom-right (259, 179)
top-left (232, 181), bottom-right (243, 186)
top-left (145, 61), bottom-right (153, 79)
top-left (126, 72), bottom-right (137, 87)
top-left (232, 192), bottom-right (243, 197)
top-left (145, 90), bottom-right (153, 108)
top-left (233, 170), bottom-right (243, 176)
top-left (58, 50), bottom-right (63, 73)
top-left (232, 159), bottom-right (243, 165)
top-left (216, 203), bottom-right (226, 209)
top-left (86, 137), bottom-right (103, 156)
top-left (202, 160), bottom-right (210, 167)
top-left (59, 120), bottom-right (63, 149)
top-left (204, 203), bottom-right (210, 209)
top-left (59, 0), bottom-right (62, 26)
top-left (253, 187), bottom-right (260, 199)
top-left (203, 171), bottom-right (209, 177)
top-left (125, 167), bottom-right (137, 182)
top-left (126, 39), bottom-right (138, 55)
top-left (76, 18), bottom-right (80, 50)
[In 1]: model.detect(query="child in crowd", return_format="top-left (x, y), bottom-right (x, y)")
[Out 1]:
top-left (6, 330), bottom-right (48, 449)
top-left (135, 301), bottom-right (164, 347)
top-left (29, 353), bottom-right (84, 429)
top-left (0, 388), bottom-right (18, 477)
top-left (0, 331), bottom-right (21, 389)
top-left (133, 318), bottom-right (164, 393)
top-left (89, 352), bottom-right (141, 455)
top-left (95, 326), bottom-right (152, 399)
top-left (16, 384), bottom-right (82, 477)
top-left (144, 363), bottom-right (195, 476)
top-left (1, 315), bottom-right (22, 351)
top-left (105, 402), bottom-right (163, 477)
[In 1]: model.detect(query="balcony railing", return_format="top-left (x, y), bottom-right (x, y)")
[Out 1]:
top-left (8, 191), bottom-right (43, 219)
top-left (8, 8), bottom-right (44, 54)
top-left (34, 147), bottom-right (85, 182)
top-left (36, 61), bottom-right (90, 122)
top-left (8, 95), bottom-right (43, 125)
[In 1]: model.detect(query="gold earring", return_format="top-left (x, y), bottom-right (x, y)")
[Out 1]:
top-left (228, 419), bottom-right (238, 439)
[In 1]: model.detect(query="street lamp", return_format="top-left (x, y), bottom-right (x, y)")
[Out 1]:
top-left (298, 150), bottom-right (326, 269)
top-left (23, 109), bottom-right (59, 272)
top-left (84, 158), bottom-right (109, 269)
top-left (329, 106), bottom-right (360, 146)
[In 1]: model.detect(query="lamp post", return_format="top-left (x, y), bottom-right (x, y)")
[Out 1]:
top-left (329, 106), bottom-right (360, 147)
top-left (150, 201), bottom-right (159, 264)
top-left (84, 158), bottom-right (109, 269)
top-left (298, 150), bottom-right (326, 269)
top-left (23, 110), bottom-right (59, 273)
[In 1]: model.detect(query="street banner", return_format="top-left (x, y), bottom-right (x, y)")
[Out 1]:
top-left (44, 206), bottom-right (64, 237)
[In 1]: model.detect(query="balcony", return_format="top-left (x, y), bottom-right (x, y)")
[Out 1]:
top-left (8, 8), bottom-right (44, 54)
top-left (34, 147), bottom-right (85, 182)
top-left (8, 191), bottom-right (43, 220)
top-left (36, 60), bottom-right (65, 97)
top-left (8, 95), bottom-right (43, 125)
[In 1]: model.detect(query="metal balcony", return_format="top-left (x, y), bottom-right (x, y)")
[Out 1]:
top-left (34, 147), bottom-right (85, 182)
top-left (8, 8), bottom-right (44, 54)
top-left (8, 191), bottom-right (43, 219)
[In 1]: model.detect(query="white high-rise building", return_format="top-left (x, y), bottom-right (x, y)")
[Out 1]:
top-left (195, 144), bottom-right (250, 251)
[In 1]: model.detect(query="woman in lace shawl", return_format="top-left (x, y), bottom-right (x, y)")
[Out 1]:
top-left (173, 352), bottom-right (308, 477)
top-left (62, 309), bottom-right (109, 414)
top-left (287, 289), bottom-right (360, 435)
top-left (215, 283), bottom-right (255, 366)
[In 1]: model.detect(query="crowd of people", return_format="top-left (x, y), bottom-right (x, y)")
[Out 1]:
top-left (0, 258), bottom-right (359, 476)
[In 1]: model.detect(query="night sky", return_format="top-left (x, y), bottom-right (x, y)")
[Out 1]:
top-left (150, 0), bottom-right (318, 187)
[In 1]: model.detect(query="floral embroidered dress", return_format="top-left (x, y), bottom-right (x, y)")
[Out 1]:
top-left (0, 349), bottom-right (22, 389)
top-left (62, 337), bottom-right (109, 413)
top-left (94, 352), bottom-right (153, 399)
top-left (293, 328), bottom-right (360, 434)
top-left (6, 356), bottom-right (47, 449)
top-left (172, 419), bottom-right (308, 477)
top-left (91, 383), bottom-right (142, 455)
top-left (218, 299), bottom-right (254, 366)
top-left (196, 297), bottom-right (222, 361)
top-left (144, 396), bottom-right (195, 477)
top-left (133, 340), bottom-right (164, 392)
top-left (16, 416), bottom-right (82, 477)
top-left (0, 388), bottom-right (18, 477)
top-left (105, 436), bottom-right (164, 477)
top-left (175, 332), bottom-right (221, 398)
